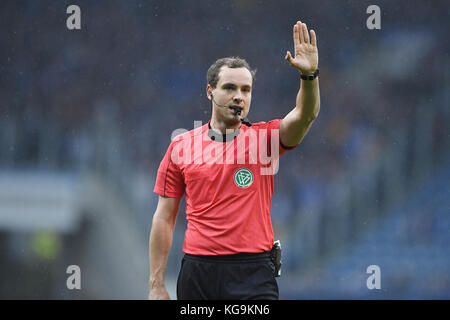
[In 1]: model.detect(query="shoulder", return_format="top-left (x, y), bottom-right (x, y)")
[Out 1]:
top-left (246, 119), bottom-right (283, 130)
top-left (169, 124), bottom-right (207, 145)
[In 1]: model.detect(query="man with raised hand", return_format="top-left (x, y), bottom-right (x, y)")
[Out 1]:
top-left (149, 20), bottom-right (320, 300)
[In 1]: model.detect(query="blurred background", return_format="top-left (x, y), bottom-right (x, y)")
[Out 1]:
top-left (0, 0), bottom-right (449, 299)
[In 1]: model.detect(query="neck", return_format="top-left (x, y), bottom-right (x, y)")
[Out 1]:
top-left (210, 117), bottom-right (241, 134)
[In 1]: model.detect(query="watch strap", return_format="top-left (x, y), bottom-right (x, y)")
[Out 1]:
top-left (300, 68), bottom-right (319, 80)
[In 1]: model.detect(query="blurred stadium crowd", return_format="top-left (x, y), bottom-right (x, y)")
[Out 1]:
top-left (0, 0), bottom-right (449, 298)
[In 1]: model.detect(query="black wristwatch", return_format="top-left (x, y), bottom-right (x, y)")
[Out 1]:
top-left (300, 68), bottom-right (319, 80)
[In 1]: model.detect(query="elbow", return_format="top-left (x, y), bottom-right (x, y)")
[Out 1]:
top-left (311, 111), bottom-right (319, 122)
top-left (306, 106), bottom-right (320, 123)
top-left (311, 103), bottom-right (320, 121)
top-left (299, 102), bottom-right (320, 123)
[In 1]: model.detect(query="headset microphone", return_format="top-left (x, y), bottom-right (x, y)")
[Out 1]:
top-left (210, 93), bottom-right (228, 109)
top-left (210, 92), bottom-right (252, 126)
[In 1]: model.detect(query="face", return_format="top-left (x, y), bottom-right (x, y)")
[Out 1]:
top-left (207, 66), bottom-right (253, 126)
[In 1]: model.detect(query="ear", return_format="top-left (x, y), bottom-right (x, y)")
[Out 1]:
top-left (206, 84), bottom-right (212, 100)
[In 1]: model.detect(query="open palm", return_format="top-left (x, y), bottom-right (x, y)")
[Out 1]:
top-left (285, 21), bottom-right (318, 74)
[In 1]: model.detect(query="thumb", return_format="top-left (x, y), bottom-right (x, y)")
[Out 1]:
top-left (285, 51), bottom-right (294, 65)
top-left (285, 51), bottom-right (291, 61)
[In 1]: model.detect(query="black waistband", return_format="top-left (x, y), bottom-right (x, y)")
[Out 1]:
top-left (184, 251), bottom-right (271, 263)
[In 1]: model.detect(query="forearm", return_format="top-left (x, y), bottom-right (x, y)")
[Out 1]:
top-left (295, 75), bottom-right (320, 123)
top-left (149, 214), bottom-right (175, 289)
top-left (280, 74), bottom-right (320, 146)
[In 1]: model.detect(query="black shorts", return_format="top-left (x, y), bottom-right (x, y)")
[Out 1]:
top-left (176, 252), bottom-right (279, 300)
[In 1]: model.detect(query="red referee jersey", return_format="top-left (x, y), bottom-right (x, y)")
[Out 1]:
top-left (153, 119), bottom-right (298, 255)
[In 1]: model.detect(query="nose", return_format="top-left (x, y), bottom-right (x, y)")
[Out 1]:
top-left (233, 92), bottom-right (244, 103)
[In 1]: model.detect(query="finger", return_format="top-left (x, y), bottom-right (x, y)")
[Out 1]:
top-left (285, 51), bottom-right (293, 64)
top-left (293, 25), bottom-right (299, 50)
top-left (303, 23), bottom-right (310, 44)
top-left (310, 29), bottom-right (317, 46)
top-left (285, 51), bottom-right (296, 67)
top-left (297, 21), bottom-right (304, 43)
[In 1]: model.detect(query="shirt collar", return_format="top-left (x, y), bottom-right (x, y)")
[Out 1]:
top-left (207, 120), bottom-right (241, 142)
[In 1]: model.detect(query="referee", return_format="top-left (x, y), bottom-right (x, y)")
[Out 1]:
top-left (149, 20), bottom-right (320, 300)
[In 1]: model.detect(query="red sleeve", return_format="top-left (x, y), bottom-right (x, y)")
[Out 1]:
top-left (153, 141), bottom-right (185, 198)
top-left (264, 119), bottom-right (299, 156)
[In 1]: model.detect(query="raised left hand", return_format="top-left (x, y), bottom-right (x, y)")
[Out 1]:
top-left (285, 20), bottom-right (318, 75)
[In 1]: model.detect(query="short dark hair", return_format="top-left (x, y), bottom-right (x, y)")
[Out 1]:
top-left (207, 56), bottom-right (257, 89)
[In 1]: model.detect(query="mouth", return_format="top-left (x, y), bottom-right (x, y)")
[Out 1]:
top-left (229, 105), bottom-right (243, 114)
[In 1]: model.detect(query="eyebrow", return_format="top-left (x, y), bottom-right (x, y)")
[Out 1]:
top-left (221, 83), bottom-right (252, 89)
